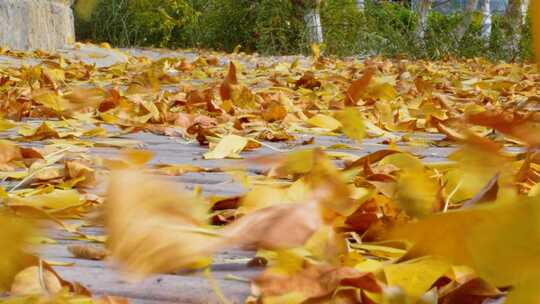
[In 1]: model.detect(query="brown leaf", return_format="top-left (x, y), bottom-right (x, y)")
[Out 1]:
top-left (262, 101), bottom-right (288, 122)
top-left (295, 72), bottom-right (322, 90)
top-left (0, 140), bottom-right (22, 168)
top-left (219, 62), bottom-right (238, 101)
top-left (65, 160), bottom-right (97, 188)
top-left (254, 263), bottom-right (381, 300)
top-left (68, 244), bottom-right (109, 260)
top-left (467, 110), bottom-right (540, 146)
top-left (345, 68), bottom-right (374, 105)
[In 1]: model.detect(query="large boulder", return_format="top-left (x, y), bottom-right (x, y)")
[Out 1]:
top-left (0, 0), bottom-right (75, 51)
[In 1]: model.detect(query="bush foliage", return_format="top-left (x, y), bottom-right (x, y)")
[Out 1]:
top-left (75, 0), bottom-right (533, 61)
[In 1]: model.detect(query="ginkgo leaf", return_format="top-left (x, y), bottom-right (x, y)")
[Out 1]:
top-left (0, 214), bottom-right (34, 291)
top-left (384, 257), bottom-right (451, 300)
top-left (505, 274), bottom-right (540, 304)
top-left (65, 161), bottom-right (96, 188)
top-left (105, 172), bottom-right (324, 279)
top-left (8, 190), bottom-right (81, 211)
top-left (335, 108), bottom-right (366, 141)
top-left (389, 196), bottom-right (540, 289)
top-left (394, 169), bottom-right (439, 218)
top-left (10, 266), bottom-right (63, 296)
top-left (307, 114), bottom-right (342, 131)
top-left (204, 135), bottom-right (248, 159)
top-left (0, 118), bottom-right (16, 131)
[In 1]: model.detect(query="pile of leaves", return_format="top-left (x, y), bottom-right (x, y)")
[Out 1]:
top-left (0, 40), bottom-right (539, 303)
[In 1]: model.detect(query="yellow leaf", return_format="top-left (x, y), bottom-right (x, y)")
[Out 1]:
top-left (0, 118), bottom-right (16, 131)
top-left (369, 82), bottom-right (397, 101)
top-left (307, 114), bottom-right (342, 131)
top-left (42, 68), bottom-right (65, 83)
top-left (0, 214), bottom-right (33, 291)
top-left (394, 170), bottom-right (439, 218)
top-left (204, 135), bottom-right (248, 159)
top-left (122, 149), bottom-right (154, 167)
top-left (32, 91), bottom-right (67, 112)
top-left (335, 108), bottom-right (366, 141)
top-left (530, 183), bottom-right (540, 197)
top-left (311, 43), bottom-right (321, 60)
top-left (230, 85), bottom-right (257, 109)
top-left (505, 274), bottom-right (540, 304)
top-left (10, 266), bottom-right (62, 296)
top-left (389, 196), bottom-right (540, 288)
top-left (384, 257), bottom-right (451, 300)
top-left (379, 153), bottom-right (424, 172)
top-left (8, 190), bottom-right (81, 210)
top-left (153, 164), bottom-right (204, 176)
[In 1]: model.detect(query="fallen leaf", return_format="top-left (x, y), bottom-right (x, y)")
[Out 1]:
top-left (8, 189), bottom-right (81, 211)
top-left (68, 244), bottom-right (109, 260)
top-left (335, 108), bottom-right (366, 141)
top-left (307, 114), bottom-right (342, 131)
top-left (384, 257), bottom-right (451, 300)
top-left (10, 266), bottom-right (63, 296)
top-left (204, 135), bottom-right (249, 159)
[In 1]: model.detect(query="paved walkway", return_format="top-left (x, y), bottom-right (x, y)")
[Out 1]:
top-left (0, 46), bottom-right (530, 303)
top-left (3, 127), bottom-right (452, 303)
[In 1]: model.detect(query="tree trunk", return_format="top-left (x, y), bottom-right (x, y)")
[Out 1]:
top-left (415, 0), bottom-right (431, 41)
top-left (455, 0), bottom-right (480, 42)
top-left (520, 0), bottom-right (530, 25)
top-left (356, 0), bottom-right (365, 11)
top-left (506, 0), bottom-right (525, 56)
top-left (303, 0), bottom-right (323, 44)
top-left (480, 0), bottom-right (492, 41)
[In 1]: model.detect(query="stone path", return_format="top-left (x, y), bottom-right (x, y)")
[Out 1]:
top-left (8, 127), bottom-right (452, 303)
top-left (0, 47), bottom-right (526, 303)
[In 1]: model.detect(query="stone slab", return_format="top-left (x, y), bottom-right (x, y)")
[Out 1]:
top-left (0, 0), bottom-right (74, 51)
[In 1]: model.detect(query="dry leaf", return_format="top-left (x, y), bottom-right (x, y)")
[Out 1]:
top-left (68, 244), bottom-right (109, 260)
top-left (10, 266), bottom-right (63, 296)
top-left (105, 171), bottom-right (323, 279)
top-left (204, 135), bottom-right (249, 159)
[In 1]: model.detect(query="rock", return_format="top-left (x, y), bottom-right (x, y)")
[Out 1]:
top-left (0, 0), bottom-right (75, 51)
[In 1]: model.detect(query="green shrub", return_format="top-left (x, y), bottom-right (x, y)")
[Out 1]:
top-left (74, 0), bottom-right (533, 61)
top-left (75, 0), bottom-right (199, 47)
top-left (253, 0), bottom-right (307, 55)
top-left (320, 0), bottom-right (364, 56)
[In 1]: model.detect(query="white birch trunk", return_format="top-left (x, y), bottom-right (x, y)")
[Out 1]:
top-left (356, 0), bottom-right (365, 11)
top-left (480, 0), bottom-right (492, 40)
top-left (415, 0), bottom-right (431, 41)
top-left (506, 0), bottom-right (524, 55)
top-left (304, 8), bottom-right (323, 44)
top-left (455, 0), bottom-right (480, 41)
top-left (520, 0), bottom-right (530, 25)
